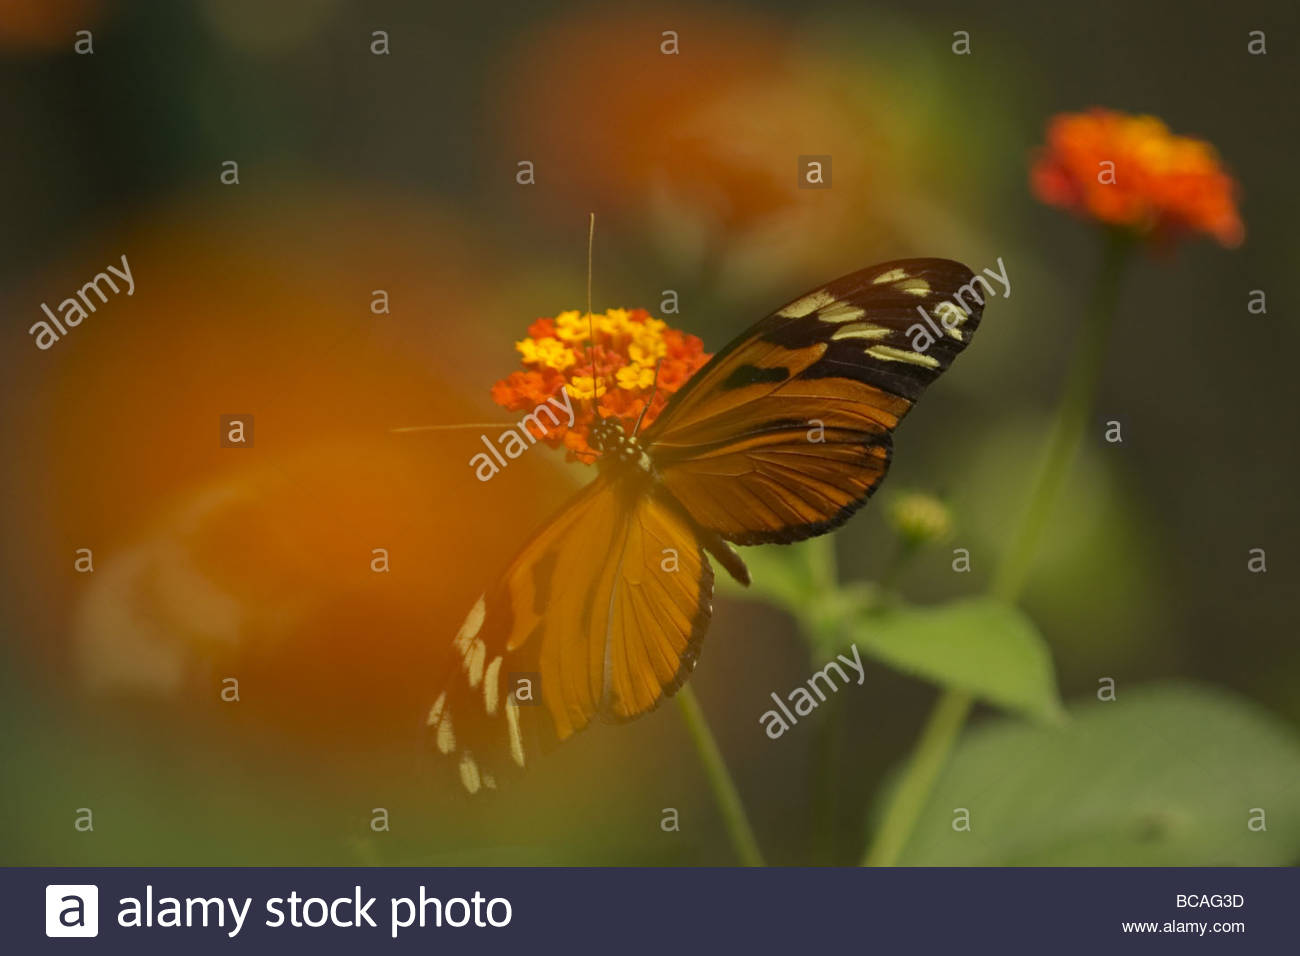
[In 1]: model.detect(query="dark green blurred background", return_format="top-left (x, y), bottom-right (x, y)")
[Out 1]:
top-left (1, 0), bottom-right (1296, 866)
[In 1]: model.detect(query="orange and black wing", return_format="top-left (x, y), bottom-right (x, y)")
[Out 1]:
top-left (428, 475), bottom-right (712, 791)
top-left (642, 258), bottom-right (985, 544)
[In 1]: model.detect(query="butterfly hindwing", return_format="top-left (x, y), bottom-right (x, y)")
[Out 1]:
top-left (596, 488), bottom-right (713, 722)
top-left (643, 258), bottom-right (984, 544)
top-left (429, 475), bottom-right (712, 791)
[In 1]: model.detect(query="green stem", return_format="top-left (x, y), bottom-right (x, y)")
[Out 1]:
top-left (861, 230), bottom-right (1133, 866)
top-left (812, 690), bottom-right (846, 862)
top-left (878, 539), bottom-right (919, 595)
top-left (677, 685), bottom-right (765, 866)
top-left (992, 230), bottom-right (1134, 602)
top-left (816, 534), bottom-right (912, 861)
top-left (862, 689), bottom-right (973, 866)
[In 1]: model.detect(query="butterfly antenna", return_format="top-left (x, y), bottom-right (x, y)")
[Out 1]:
top-left (390, 422), bottom-right (514, 433)
top-left (585, 212), bottom-right (601, 417)
top-left (581, 213), bottom-right (604, 465)
top-left (631, 357), bottom-right (664, 438)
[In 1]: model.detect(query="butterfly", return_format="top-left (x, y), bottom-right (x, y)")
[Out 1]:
top-left (428, 259), bottom-right (985, 792)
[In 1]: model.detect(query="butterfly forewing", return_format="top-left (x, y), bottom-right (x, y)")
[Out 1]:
top-left (642, 258), bottom-right (984, 544)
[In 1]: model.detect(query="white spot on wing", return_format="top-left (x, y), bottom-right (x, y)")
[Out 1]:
top-left (866, 345), bottom-right (941, 368)
top-left (506, 698), bottom-right (525, 767)
top-left (872, 268), bottom-right (907, 284)
top-left (777, 289), bottom-right (835, 318)
top-left (484, 656), bottom-right (503, 715)
top-left (934, 302), bottom-right (969, 340)
top-left (817, 301), bottom-right (866, 323)
top-left (459, 752), bottom-right (482, 793)
top-left (436, 712), bottom-right (456, 753)
top-left (453, 595), bottom-right (486, 654)
top-left (831, 324), bottom-right (891, 341)
top-left (895, 278), bottom-right (930, 296)
top-left (466, 638), bottom-right (486, 687)
top-left (426, 691), bottom-right (447, 727)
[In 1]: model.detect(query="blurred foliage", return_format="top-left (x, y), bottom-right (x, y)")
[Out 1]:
top-left (729, 540), bottom-right (1063, 724)
top-left (952, 415), bottom-right (1174, 677)
top-left (845, 599), bottom-right (1063, 726)
top-left (892, 683), bottom-right (1300, 866)
top-left (728, 515), bottom-right (1299, 865)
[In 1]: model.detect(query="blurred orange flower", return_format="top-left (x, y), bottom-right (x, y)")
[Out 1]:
top-left (491, 7), bottom-right (938, 287)
top-left (0, 0), bottom-right (105, 52)
top-left (1031, 108), bottom-right (1244, 248)
top-left (492, 308), bottom-right (710, 462)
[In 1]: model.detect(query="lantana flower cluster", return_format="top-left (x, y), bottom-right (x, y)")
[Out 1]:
top-left (1031, 108), bottom-right (1244, 248)
top-left (491, 307), bottom-right (711, 462)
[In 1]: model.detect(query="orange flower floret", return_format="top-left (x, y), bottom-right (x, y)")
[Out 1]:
top-left (1031, 108), bottom-right (1244, 248)
top-left (492, 308), bottom-right (711, 463)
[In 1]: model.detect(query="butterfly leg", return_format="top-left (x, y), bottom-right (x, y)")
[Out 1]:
top-left (699, 526), bottom-right (750, 586)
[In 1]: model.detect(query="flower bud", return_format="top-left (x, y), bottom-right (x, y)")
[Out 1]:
top-left (887, 492), bottom-right (953, 546)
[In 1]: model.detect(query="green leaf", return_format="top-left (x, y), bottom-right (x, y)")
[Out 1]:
top-left (846, 596), bottom-right (1064, 724)
top-left (892, 682), bottom-right (1300, 865)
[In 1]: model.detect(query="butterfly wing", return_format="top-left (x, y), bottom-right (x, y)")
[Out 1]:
top-left (429, 475), bottom-right (712, 791)
top-left (433, 258), bottom-right (986, 789)
top-left (642, 258), bottom-right (985, 544)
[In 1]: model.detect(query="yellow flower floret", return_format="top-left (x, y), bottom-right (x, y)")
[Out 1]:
top-left (567, 374), bottom-right (604, 400)
top-left (553, 310), bottom-right (590, 344)
top-left (597, 308), bottom-right (633, 337)
top-left (629, 332), bottom-right (667, 366)
top-left (553, 309), bottom-right (670, 351)
top-left (516, 335), bottom-right (576, 370)
top-left (616, 364), bottom-right (657, 390)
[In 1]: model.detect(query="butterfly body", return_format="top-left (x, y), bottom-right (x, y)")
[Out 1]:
top-left (429, 259), bottom-right (987, 792)
top-left (589, 416), bottom-right (655, 474)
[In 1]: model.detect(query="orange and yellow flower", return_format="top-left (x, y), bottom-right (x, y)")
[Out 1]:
top-left (1031, 108), bottom-right (1244, 248)
top-left (491, 308), bottom-right (711, 462)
